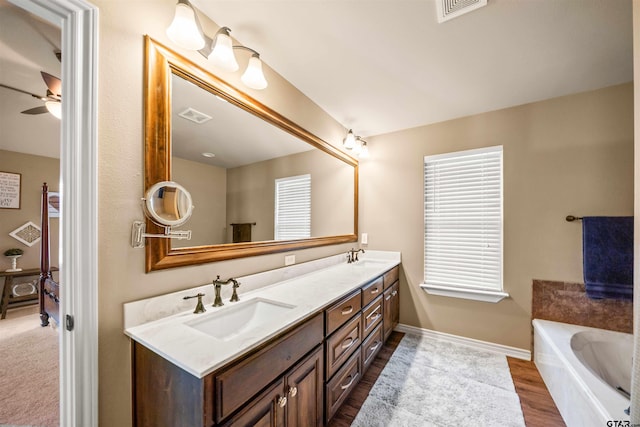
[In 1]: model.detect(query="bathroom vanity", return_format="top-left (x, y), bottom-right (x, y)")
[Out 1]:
top-left (125, 253), bottom-right (400, 426)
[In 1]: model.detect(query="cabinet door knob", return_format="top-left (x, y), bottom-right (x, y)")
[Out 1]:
top-left (277, 396), bottom-right (288, 408)
top-left (288, 386), bottom-right (298, 397)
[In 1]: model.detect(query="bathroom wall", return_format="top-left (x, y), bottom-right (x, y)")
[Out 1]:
top-left (0, 150), bottom-right (59, 271)
top-left (172, 157), bottom-right (227, 246)
top-left (226, 148), bottom-right (354, 242)
top-left (361, 83), bottom-right (634, 351)
top-left (92, 1), bottom-right (353, 426)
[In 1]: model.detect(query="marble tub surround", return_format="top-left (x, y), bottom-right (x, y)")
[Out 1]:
top-left (124, 250), bottom-right (400, 377)
top-left (532, 279), bottom-right (632, 333)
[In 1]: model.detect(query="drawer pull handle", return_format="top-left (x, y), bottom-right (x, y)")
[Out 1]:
top-left (341, 306), bottom-right (353, 315)
top-left (288, 386), bottom-right (298, 397)
top-left (277, 396), bottom-right (287, 408)
top-left (341, 337), bottom-right (355, 349)
top-left (366, 307), bottom-right (381, 320)
top-left (385, 294), bottom-right (392, 301)
top-left (370, 288), bottom-right (380, 294)
top-left (340, 374), bottom-right (356, 390)
top-left (370, 341), bottom-right (381, 352)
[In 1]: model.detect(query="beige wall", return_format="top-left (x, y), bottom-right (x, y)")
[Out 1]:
top-left (172, 157), bottom-right (227, 246)
top-left (0, 150), bottom-right (59, 272)
top-left (226, 148), bottom-right (354, 242)
top-left (94, 2), bottom-right (352, 426)
top-left (361, 83), bottom-right (634, 350)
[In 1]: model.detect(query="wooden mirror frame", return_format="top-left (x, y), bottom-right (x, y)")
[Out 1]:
top-left (144, 36), bottom-right (358, 272)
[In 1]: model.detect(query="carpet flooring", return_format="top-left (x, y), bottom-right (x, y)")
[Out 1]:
top-left (0, 306), bottom-right (59, 427)
top-left (352, 333), bottom-right (526, 427)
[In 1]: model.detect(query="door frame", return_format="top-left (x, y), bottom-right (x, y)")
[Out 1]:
top-left (9, 0), bottom-right (99, 425)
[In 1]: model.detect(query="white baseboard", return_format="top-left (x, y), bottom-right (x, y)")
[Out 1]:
top-left (394, 323), bottom-right (531, 361)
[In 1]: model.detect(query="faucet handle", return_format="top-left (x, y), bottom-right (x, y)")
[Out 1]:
top-left (183, 293), bottom-right (206, 314)
top-left (230, 279), bottom-right (240, 302)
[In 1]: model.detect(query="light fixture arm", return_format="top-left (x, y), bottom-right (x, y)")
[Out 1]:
top-left (233, 45), bottom-right (260, 57)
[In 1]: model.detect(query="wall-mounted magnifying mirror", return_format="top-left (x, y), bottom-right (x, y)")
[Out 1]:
top-left (131, 181), bottom-right (194, 248)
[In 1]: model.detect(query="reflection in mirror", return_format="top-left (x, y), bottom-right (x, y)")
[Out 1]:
top-left (170, 73), bottom-right (355, 248)
top-left (145, 181), bottom-right (193, 227)
top-left (143, 37), bottom-right (358, 271)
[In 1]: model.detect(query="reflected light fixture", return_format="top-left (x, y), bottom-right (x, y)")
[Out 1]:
top-left (343, 129), bottom-right (369, 158)
top-left (166, 0), bottom-right (205, 50)
top-left (166, 0), bottom-right (268, 90)
top-left (45, 100), bottom-right (62, 119)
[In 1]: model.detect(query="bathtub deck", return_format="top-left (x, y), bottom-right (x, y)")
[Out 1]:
top-left (508, 357), bottom-right (565, 427)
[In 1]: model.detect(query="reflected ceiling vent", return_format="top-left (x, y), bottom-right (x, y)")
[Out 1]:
top-left (178, 107), bottom-right (212, 124)
top-left (436, 0), bottom-right (487, 23)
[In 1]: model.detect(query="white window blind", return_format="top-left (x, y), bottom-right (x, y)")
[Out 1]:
top-left (275, 174), bottom-right (311, 240)
top-left (424, 146), bottom-right (503, 292)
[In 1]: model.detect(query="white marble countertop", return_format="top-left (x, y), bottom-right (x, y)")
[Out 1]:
top-left (124, 251), bottom-right (400, 378)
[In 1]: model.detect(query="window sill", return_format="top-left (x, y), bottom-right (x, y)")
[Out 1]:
top-left (420, 284), bottom-right (509, 303)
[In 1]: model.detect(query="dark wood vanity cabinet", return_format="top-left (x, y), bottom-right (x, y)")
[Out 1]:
top-left (132, 265), bottom-right (400, 427)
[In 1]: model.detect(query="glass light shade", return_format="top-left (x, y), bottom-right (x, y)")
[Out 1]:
top-left (166, 3), bottom-right (205, 50)
top-left (359, 142), bottom-right (369, 158)
top-left (343, 130), bottom-right (356, 149)
top-left (209, 32), bottom-right (239, 72)
top-left (45, 101), bottom-right (61, 119)
top-left (241, 56), bottom-right (268, 90)
top-left (353, 141), bottom-right (363, 156)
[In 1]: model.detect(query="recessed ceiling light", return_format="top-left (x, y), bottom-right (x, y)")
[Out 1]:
top-left (202, 152), bottom-right (216, 158)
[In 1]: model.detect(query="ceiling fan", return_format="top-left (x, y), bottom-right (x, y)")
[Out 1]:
top-left (0, 71), bottom-right (62, 119)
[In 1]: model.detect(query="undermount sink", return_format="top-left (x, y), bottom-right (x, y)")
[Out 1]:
top-left (185, 297), bottom-right (296, 342)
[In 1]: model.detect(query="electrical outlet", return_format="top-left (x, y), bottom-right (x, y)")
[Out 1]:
top-left (361, 233), bottom-right (368, 245)
top-left (285, 255), bottom-right (296, 266)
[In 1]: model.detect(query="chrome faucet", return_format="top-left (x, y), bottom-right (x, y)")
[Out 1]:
top-left (183, 293), bottom-right (206, 314)
top-left (212, 275), bottom-right (241, 307)
top-left (347, 248), bottom-right (365, 263)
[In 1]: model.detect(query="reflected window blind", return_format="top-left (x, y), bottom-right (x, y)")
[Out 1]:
top-left (275, 174), bottom-right (311, 240)
top-left (424, 146), bottom-right (503, 291)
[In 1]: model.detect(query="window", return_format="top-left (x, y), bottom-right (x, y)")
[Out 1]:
top-left (275, 174), bottom-right (311, 240)
top-left (422, 146), bottom-right (507, 303)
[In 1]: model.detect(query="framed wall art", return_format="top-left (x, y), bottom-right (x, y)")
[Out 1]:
top-left (0, 171), bottom-right (21, 209)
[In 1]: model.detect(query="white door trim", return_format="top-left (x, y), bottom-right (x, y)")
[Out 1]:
top-left (9, 0), bottom-right (99, 426)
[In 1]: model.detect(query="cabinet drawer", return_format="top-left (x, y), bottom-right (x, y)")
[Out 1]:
top-left (325, 315), bottom-right (361, 379)
top-left (362, 295), bottom-right (383, 339)
top-left (214, 313), bottom-right (323, 422)
top-left (361, 277), bottom-right (383, 307)
top-left (361, 323), bottom-right (383, 373)
top-left (325, 290), bottom-right (361, 335)
top-left (383, 266), bottom-right (399, 289)
top-left (325, 350), bottom-right (361, 422)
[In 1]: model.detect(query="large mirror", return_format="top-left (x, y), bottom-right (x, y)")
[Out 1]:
top-left (144, 36), bottom-right (358, 272)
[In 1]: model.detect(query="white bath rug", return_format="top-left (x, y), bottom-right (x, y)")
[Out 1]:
top-left (352, 334), bottom-right (526, 427)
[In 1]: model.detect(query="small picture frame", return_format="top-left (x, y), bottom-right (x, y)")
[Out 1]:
top-left (48, 191), bottom-right (60, 218)
top-left (0, 171), bottom-right (21, 209)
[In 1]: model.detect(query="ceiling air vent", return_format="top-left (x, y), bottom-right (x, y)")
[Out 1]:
top-left (436, 0), bottom-right (487, 23)
top-left (178, 107), bottom-right (212, 124)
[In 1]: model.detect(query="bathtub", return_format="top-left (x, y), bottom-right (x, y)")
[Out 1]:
top-left (533, 319), bottom-right (631, 427)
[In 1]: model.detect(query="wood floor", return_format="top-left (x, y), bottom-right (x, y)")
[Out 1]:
top-left (329, 331), bottom-right (565, 427)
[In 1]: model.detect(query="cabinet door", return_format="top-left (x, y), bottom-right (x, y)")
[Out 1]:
top-left (285, 346), bottom-right (323, 427)
top-left (391, 281), bottom-right (400, 329)
top-left (223, 378), bottom-right (286, 427)
top-left (383, 287), bottom-right (393, 341)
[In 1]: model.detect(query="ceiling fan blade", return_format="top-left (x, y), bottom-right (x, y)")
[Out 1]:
top-left (21, 106), bottom-right (49, 115)
top-left (41, 72), bottom-right (61, 97)
top-left (0, 83), bottom-right (43, 99)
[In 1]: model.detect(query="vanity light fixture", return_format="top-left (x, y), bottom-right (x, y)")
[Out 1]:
top-left (166, 0), bottom-right (206, 50)
top-left (343, 130), bottom-right (369, 158)
top-left (166, 1), bottom-right (268, 90)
